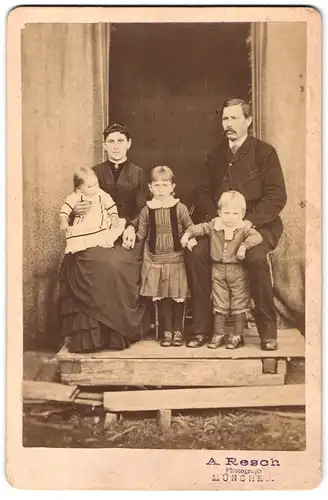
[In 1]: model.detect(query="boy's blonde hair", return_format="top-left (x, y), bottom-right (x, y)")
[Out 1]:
top-left (218, 191), bottom-right (246, 213)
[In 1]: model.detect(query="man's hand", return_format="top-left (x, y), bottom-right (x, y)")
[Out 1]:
top-left (73, 200), bottom-right (92, 217)
top-left (186, 237), bottom-right (198, 252)
top-left (122, 225), bottom-right (136, 249)
top-left (111, 214), bottom-right (119, 228)
top-left (180, 232), bottom-right (191, 248)
top-left (237, 244), bottom-right (247, 260)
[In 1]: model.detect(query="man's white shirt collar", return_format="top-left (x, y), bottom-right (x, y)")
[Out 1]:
top-left (229, 134), bottom-right (248, 151)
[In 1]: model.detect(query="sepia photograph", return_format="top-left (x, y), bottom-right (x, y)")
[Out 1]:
top-left (6, 5), bottom-right (321, 490)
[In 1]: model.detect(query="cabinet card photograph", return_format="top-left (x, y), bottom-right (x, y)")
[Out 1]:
top-left (6, 5), bottom-right (321, 490)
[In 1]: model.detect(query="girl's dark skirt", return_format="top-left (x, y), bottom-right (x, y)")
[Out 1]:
top-left (59, 242), bottom-right (150, 352)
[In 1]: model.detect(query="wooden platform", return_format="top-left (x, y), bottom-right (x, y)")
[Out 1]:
top-left (58, 328), bottom-right (304, 388)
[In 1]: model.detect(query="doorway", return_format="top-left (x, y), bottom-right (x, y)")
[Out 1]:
top-left (109, 23), bottom-right (251, 206)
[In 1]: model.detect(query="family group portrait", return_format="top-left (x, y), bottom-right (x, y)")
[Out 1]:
top-left (10, 8), bottom-right (321, 484)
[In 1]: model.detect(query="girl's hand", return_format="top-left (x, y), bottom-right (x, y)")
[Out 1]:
top-left (180, 232), bottom-right (191, 248)
top-left (122, 225), bottom-right (136, 249)
top-left (186, 237), bottom-right (198, 252)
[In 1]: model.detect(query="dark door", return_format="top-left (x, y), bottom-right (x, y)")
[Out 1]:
top-left (109, 23), bottom-right (251, 207)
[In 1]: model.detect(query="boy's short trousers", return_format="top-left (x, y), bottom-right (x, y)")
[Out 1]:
top-left (212, 262), bottom-right (250, 315)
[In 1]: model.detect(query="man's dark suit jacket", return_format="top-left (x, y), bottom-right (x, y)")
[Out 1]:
top-left (194, 136), bottom-right (287, 248)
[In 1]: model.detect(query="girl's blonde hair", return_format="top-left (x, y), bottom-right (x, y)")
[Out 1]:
top-left (149, 165), bottom-right (176, 184)
top-left (73, 167), bottom-right (96, 191)
top-left (218, 190), bottom-right (246, 213)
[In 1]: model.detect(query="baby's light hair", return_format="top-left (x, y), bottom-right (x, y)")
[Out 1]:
top-left (73, 167), bottom-right (97, 191)
top-left (218, 190), bottom-right (246, 213)
top-left (149, 165), bottom-right (176, 184)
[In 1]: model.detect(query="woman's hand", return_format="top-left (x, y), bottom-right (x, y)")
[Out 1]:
top-left (73, 200), bottom-right (92, 217)
top-left (122, 225), bottom-right (136, 249)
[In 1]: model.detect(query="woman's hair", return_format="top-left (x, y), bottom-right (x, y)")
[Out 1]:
top-left (149, 165), bottom-right (176, 184)
top-left (103, 123), bottom-right (130, 141)
top-left (73, 167), bottom-right (96, 191)
top-left (218, 190), bottom-right (246, 213)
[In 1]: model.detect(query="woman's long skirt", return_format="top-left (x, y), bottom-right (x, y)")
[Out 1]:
top-left (59, 242), bottom-right (150, 352)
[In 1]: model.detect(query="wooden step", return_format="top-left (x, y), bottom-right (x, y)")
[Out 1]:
top-left (104, 384), bottom-right (305, 412)
top-left (60, 357), bottom-right (287, 387)
top-left (57, 328), bottom-right (304, 362)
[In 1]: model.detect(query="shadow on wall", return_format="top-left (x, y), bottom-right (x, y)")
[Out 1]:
top-left (24, 262), bottom-right (63, 352)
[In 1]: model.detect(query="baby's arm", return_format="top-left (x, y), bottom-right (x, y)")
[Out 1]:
top-left (60, 194), bottom-right (76, 232)
top-left (60, 214), bottom-right (69, 232)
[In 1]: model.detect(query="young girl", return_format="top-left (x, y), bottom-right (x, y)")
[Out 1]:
top-left (60, 167), bottom-right (125, 254)
top-left (137, 166), bottom-right (196, 347)
top-left (181, 190), bottom-right (263, 349)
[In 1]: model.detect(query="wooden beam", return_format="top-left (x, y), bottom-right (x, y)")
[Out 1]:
top-left (104, 384), bottom-right (305, 412)
top-left (73, 398), bottom-right (103, 407)
top-left (60, 358), bottom-right (267, 387)
top-left (23, 381), bottom-right (78, 402)
top-left (75, 391), bottom-right (103, 402)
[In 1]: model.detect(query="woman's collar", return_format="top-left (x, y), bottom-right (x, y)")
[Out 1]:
top-left (147, 196), bottom-right (179, 209)
top-left (108, 158), bottom-right (128, 168)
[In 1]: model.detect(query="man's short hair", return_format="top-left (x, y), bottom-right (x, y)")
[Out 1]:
top-left (219, 98), bottom-right (252, 119)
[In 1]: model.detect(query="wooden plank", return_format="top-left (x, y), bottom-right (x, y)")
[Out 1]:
top-left (76, 392), bottom-right (103, 402)
top-left (61, 358), bottom-right (262, 386)
top-left (73, 398), bottom-right (103, 407)
top-left (57, 329), bottom-right (304, 362)
top-left (244, 408), bottom-right (305, 420)
top-left (23, 381), bottom-right (78, 402)
top-left (104, 384), bottom-right (305, 412)
top-left (60, 359), bottom-right (288, 387)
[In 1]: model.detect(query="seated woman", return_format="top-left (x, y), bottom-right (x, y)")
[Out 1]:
top-left (59, 123), bottom-right (150, 352)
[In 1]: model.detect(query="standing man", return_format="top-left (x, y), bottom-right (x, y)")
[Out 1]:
top-left (185, 98), bottom-right (287, 350)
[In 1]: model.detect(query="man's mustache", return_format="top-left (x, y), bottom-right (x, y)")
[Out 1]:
top-left (224, 128), bottom-right (236, 134)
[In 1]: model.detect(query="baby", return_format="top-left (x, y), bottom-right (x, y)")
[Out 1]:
top-left (60, 167), bottom-right (125, 254)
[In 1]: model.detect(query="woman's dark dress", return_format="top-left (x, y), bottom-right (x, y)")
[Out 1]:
top-left (59, 160), bottom-right (150, 352)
